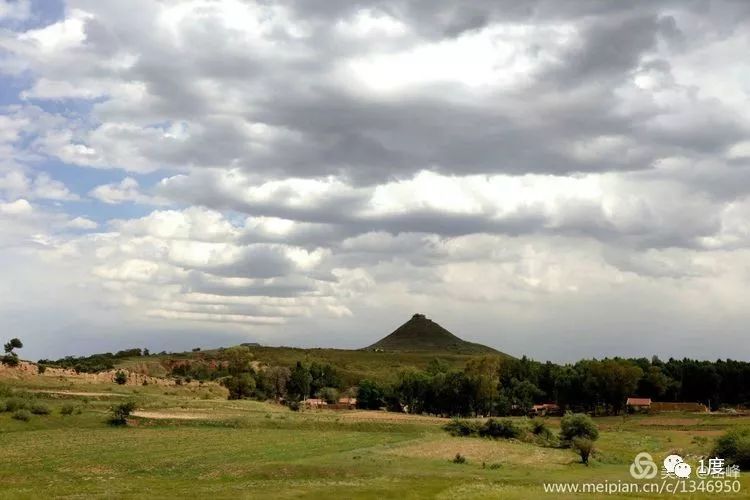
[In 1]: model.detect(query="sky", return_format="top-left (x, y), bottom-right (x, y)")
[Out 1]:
top-left (1, 0), bottom-right (750, 361)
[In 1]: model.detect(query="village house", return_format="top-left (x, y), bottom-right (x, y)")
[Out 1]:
top-left (529, 403), bottom-right (561, 417)
top-left (626, 397), bottom-right (652, 413)
top-left (303, 398), bottom-right (327, 409)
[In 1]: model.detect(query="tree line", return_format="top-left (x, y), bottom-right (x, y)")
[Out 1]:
top-left (27, 341), bottom-right (750, 416)
top-left (357, 356), bottom-right (750, 416)
top-left (208, 349), bottom-right (750, 416)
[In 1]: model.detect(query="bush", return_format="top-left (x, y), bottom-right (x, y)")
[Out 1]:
top-left (531, 419), bottom-right (551, 437)
top-left (4, 397), bottom-right (28, 412)
top-left (713, 429), bottom-right (750, 469)
top-left (443, 419), bottom-right (482, 437)
top-left (1, 354), bottom-right (19, 366)
top-left (60, 403), bottom-right (76, 416)
top-left (287, 400), bottom-right (301, 412)
top-left (114, 370), bottom-right (128, 385)
top-left (480, 418), bottom-right (521, 439)
top-left (318, 386), bottom-right (340, 404)
top-left (37, 364), bottom-right (47, 374)
top-left (108, 401), bottom-right (136, 426)
top-left (530, 418), bottom-right (557, 445)
top-left (572, 437), bottom-right (594, 465)
top-left (30, 403), bottom-right (50, 415)
top-left (12, 409), bottom-right (31, 421)
top-left (560, 412), bottom-right (599, 444)
top-left (452, 453), bottom-right (466, 464)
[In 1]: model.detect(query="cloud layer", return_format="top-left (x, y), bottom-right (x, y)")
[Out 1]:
top-left (1, 0), bottom-right (749, 360)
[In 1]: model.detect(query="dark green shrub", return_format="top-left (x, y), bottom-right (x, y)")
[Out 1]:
top-left (356, 379), bottom-right (384, 409)
top-left (4, 397), bottom-right (28, 412)
top-left (480, 418), bottom-right (521, 439)
top-left (531, 419), bottom-right (552, 438)
top-left (108, 401), bottom-right (136, 426)
top-left (30, 403), bottom-right (50, 415)
top-left (443, 419), bottom-right (482, 437)
top-left (60, 403), bottom-right (76, 416)
top-left (12, 409), bottom-right (31, 421)
top-left (37, 364), bottom-right (47, 374)
top-left (560, 412), bottom-right (599, 444)
top-left (318, 387), bottom-right (339, 404)
top-left (452, 453), bottom-right (466, 464)
top-left (114, 370), bottom-right (128, 385)
top-left (713, 429), bottom-right (750, 469)
top-left (1, 354), bottom-right (19, 366)
top-left (572, 437), bottom-right (594, 465)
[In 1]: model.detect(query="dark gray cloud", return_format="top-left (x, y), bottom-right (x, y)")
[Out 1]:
top-left (13, 0), bottom-right (740, 184)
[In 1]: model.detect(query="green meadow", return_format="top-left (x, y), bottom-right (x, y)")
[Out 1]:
top-left (1, 376), bottom-right (749, 499)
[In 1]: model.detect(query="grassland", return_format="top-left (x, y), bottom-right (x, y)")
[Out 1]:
top-left (1, 374), bottom-right (750, 499)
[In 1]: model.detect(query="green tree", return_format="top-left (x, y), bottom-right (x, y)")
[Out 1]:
top-left (357, 379), bottom-right (384, 409)
top-left (713, 429), bottom-right (750, 469)
top-left (223, 373), bottom-right (256, 399)
top-left (287, 362), bottom-right (312, 400)
top-left (464, 356), bottom-right (501, 416)
top-left (637, 365), bottom-right (670, 399)
top-left (108, 401), bottom-right (136, 426)
top-left (4, 338), bottom-right (22, 353)
top-left (505, 378), bottom-right (543, 414)
top-left (262, 366), bottom-right (291, 401)
top-left (586, 359), bottom-right (643, 414)
top-left (394, 369), bottom-right (430, 414)
top-left (222, 346), bottom-right (253, 376)
top-left (560, 412), bottom-right (599, 443)
top-left (572, 437), bottom-right (594, 465)
top-left (318, 386), bottom-right (339, 404)
top-left (2, 337), bottom-right (23, 366)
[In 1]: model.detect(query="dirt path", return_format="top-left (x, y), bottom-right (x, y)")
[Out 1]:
top-left (131, 410), bottom-right (216, 420)
top-left (29, 389), bottom-right (129, 397)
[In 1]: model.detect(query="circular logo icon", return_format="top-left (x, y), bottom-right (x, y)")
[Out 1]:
top-left (663, 454), bottom-right (684, 474)
top-left (630, 452), bottom-right (658, 479)
top-left (674, 462), bottom-right (692, 479)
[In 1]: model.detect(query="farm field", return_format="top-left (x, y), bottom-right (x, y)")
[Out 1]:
top-left (1, 375), bottom-right (749, 499)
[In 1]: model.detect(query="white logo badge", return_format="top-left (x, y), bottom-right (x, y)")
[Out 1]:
top-left (630, 452), bottom-right (658, 479)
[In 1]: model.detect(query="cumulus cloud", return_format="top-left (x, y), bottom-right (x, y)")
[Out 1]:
top-left (89, 177), bottom-right (165, 205)
top-left (2, 0), bottom-right (750, 360)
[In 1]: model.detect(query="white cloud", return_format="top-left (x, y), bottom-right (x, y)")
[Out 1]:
top-left (0, 198), bottom-right (32, 215)
top-left (66, 216), bottom-right (98, 230)
top-left (89, 177), bottom-right (164, 205)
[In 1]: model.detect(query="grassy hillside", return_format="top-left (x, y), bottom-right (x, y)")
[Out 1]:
top-left (116, 345), bottom-right (504, 385)
top-left (364, 314), bottom-right (503, 355)
top-left (1, 375), bottom-right (749, 499)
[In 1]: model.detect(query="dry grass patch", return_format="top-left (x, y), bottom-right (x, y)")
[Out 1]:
top-left (386, 436), bottom-right (571, 467)
top-left (131, 410), bottom-right (219, 420)
top-left (335, 410), bottom-right (449, 425)
top-left (638, 417), bottom-right (702, 426)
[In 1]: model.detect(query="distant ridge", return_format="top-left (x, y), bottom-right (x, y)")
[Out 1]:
top-left (364, 314), bottom-right (503, 355)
